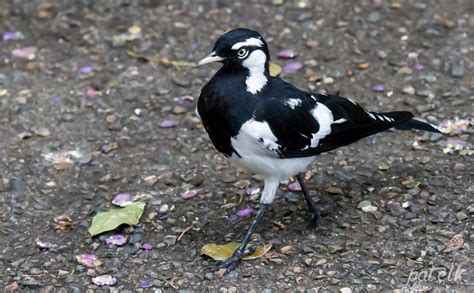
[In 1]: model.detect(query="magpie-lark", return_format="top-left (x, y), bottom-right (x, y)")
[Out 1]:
top-left (196, 28), bottom-right (441, 273)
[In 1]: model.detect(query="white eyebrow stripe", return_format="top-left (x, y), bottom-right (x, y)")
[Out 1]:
top-left (231, 37), bottom-right (263, 50)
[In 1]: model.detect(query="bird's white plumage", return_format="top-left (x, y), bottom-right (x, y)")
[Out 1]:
top-left (242, 50), bottom-right (268, 94)
top-left (309, 103), bottom-right (334, 147)
top-left (286, 98), bottom-right (302, 109)
top-left (333, 118), bottom-right (347, 124)
top-left (230, 118), bottom-right (315, 185)
top-left (231, 37), bottom-right (263, 50)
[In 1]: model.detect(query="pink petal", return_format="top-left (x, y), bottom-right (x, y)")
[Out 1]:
top-left (236, 207), bottom-right (255, 218)
top-left (159, 119), bottom-right (177, 128)
top-left (181, 189), bottom-right (198, 200)
top-left (79, 66), bottom-right (94, 74)
top-left (76, 254), bottom-right (101, 267)
top-left (86, 88), bottom-right (97, 98)
top-left (277, 49), bottom-right (297, 59)
top-left (12, 46), bottom-right (37, 60)
top-left (112, 193), bottom-right (134, 206)
top-left (372, 85), bottom-right (385, 92)
top-left (288, 182), bottom-right (302, 192)
top-left (141, 243), bottom-right (153, 250)
top-left (91, 275), bottom-right (117, 286)
top-left (104, 235), bottom-right (127, 246)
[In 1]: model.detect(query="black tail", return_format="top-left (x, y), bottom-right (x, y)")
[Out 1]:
top-left (395, 118), bottom-right (442, 133)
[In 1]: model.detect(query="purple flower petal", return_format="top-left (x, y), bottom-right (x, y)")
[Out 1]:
top-left (76, 254), bottom-right (102, 267)
top-left (159, 119), bottom-right (177, 128)
top-left (92, 275), bottom-right (117, 286)
top-left (36, 241), bottom-right (53, 249)
top-left (3, 31), bottom-right (24, 41)
top-left (112, 193), bottom-right (134, 207)
top-left (105, 235), bottom-right (127, 246)
top-left (141, 243), bottom-right (153, 250)
top-left (414, 63), bottom-right (424, 71)
top-left (245, 187), bottom-right (260, 196)
top-left (181, 189), bottom-right (198, 200)
top-left (372, 85), bottom-right (385, 92)
top-left (9, 199), bottom-right (21, 208)
top-left (277, 49), bottom-right (297, 59)
top-left (79, 66), bottom-right (94, 74)
top-left (139, 280), bottom-right (152, 289)
top-left (236, 207), bottom-right (255, 218)
top-left (282, 61), bottom-right (304, 73)
top-left (288, 182), bottom-right (302, 192)
top-left (228, 214), bottom-right (239, 222)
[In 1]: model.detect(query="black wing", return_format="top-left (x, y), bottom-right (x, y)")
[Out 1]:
top-left (254, 92), bottom-right (414, 158)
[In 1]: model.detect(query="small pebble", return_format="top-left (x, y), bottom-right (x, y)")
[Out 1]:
top-left (367, 11), bottom-right (381, 23)
top-left (402, 85), bottom-right (415, 95)
top-left (456, 211), bottom-right (468, 221)
top-left (451, 59), bottom-right (464, 77)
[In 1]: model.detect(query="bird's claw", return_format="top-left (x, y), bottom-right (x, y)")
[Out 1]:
top-left (305, 209), bottom-right (321, 227)
top-left (207, 241), bottom-right (261, 275)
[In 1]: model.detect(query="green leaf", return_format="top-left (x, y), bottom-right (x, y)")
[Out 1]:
top-left (88, 202), bottom-right (146, 236)
top-left (200, 242), bottom-right (272, 261)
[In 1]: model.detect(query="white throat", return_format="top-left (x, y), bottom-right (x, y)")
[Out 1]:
top-left (242, 50), bottom-right (268, 94)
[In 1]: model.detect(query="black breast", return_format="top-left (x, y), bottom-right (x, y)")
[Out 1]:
top-left (197, 69), bottom-right (258, 157)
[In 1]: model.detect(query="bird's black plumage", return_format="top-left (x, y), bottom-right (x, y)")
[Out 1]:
top-left (196, 28), bottom-right (441, 274)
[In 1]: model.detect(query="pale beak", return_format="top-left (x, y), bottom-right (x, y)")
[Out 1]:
top-left (197, 51), bottom-right (224, 66)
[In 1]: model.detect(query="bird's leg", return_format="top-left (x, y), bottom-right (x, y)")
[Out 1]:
top-left (296, 174), bottom-right (320, 226)
top-left (210, 203), bottom-right (270, 274)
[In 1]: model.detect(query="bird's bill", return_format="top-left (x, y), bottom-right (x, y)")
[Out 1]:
top-left (197, 51), bottom-right (224, 66)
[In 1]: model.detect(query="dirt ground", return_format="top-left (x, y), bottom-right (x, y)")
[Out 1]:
top-left (1, 0), bottom-right (473, 291)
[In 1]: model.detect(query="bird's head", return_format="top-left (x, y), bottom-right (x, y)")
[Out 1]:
top-left (197, 28), bottom-right (270, 72)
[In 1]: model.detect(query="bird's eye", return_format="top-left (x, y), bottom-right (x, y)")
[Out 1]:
top-left (237, 48), bottom-right (249, 59)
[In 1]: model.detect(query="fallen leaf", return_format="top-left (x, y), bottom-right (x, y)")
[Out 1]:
top-left (357, 62), bottom-right (369, 69)
top-left (269, 63), bottom-right (282, 77)
top-left (444, 234), bottom-right (464, 253)
top-left (88, 202), bottom-right (146, 236)
top-left (200, 242), bottom-right (272, 261)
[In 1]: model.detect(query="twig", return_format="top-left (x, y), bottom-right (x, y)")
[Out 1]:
top-left (177, 225), bottom-right (194, 241)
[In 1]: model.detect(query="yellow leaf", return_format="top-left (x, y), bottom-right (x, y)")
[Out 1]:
top-left (200, 242), bottom-right (272, 261)
top-left (269, 63), bottom-right (282, 77)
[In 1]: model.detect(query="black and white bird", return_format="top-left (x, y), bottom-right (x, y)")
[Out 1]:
top-left (196, 28), bottom-right (440, 273)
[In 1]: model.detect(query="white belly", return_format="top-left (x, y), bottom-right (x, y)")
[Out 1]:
top-left (231, 154), bottom-right (314, 180)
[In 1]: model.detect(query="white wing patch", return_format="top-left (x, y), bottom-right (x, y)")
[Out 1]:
top-left (347, 98), bottom-right (358, 105)
top-left (367, 112), bottom-right (377, 120)
top-left (231, 119), bottom-right (280, 157)
top-left (333, 118), bottom-right (347, 124)
top-left (286, 98), bottom-right (302, 109)
top-left (309, 103), bottom-right (334, 148)
top-left (367, 111), bottom-right (394, 122)
top-left (231, 37), bottom-right (263, 50)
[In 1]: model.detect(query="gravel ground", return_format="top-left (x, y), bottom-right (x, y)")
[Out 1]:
top-left (1, 0), bottom-right (473, 291)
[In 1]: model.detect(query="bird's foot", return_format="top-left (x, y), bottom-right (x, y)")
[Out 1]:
top-left (304, 208), bottom-right (321, 228)
top-left (207, 241), bottom-right (261, 275)
top-left (302, 198), bottom-right (339, 229)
